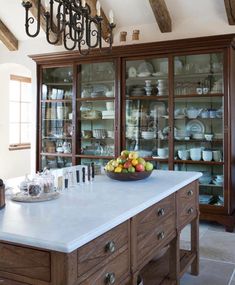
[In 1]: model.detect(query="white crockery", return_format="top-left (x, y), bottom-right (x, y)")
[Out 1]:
top-left (202, 150), bottom-right (212, 161)
top-left (190, 148), bottom-right (201, 161)
top-left (157, 147), bottom-right (168, 158)
top-left (178, 150), bottom-right (190, 160)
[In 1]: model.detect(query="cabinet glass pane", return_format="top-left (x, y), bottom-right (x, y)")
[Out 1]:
top-left (174, 53), bottom-right (223, 96)
top-left (41, 102), bottom-right (73, 153)
top-left (77, 61), bottom-right (116, 159)
top-left (79, 62), bottom-right (115, 99)
top-left (79, 158), bottom-right (109, 175)
top-left (174, 163), bottom-right (224, 206)
top-left (41, 155), bottom-right (72, 169)
top-left (42, 67), bottom-right (73, 100)
top-left (125, 57), bottom-right (169, 160)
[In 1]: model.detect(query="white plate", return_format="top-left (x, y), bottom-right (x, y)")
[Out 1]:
top-left (137, 62), bottom-right (154, 74)
top-left (186, 119), bottom-right (205, 134)
top-left (137, 72), bottom-right (151, 77)
top-left (11, 192), bottom-right (60, 203)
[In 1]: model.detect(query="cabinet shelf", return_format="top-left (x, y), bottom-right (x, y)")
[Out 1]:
top-left (40, 152), bottom-right (72, 157)
top-left (174, 139), bottom-right (223, 143)
top-left (81, 80), bottom-right (114, 85)
top-left (42, 119), bottom-right (72, 121)
top-left (126, 95), bottom-right (168, 101)
top-left (199, 183), bottom-right (223, 188)
top-left (42, 136), bottom-right (72, 140)
top-left (41, 99), bottom-right (72, 103)
top-left (80, 137), bottom-right (114, 141)
top-left (42, 82), bottom-right (73, 86)
top-left (77, 97), bottom-right (114, 102)
top-left (174, 93), bottom-right (224, 99)
top-left (174, 71), bottom-right (223, 78)
top-left (174, 159), bottom-right (223, 165)
top-left (76, 154), bottom-right (114, 159)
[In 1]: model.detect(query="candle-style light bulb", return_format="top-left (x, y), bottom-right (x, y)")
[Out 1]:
top-left (82, 0), bottom-right (86, 8)
top-left (44, 0), bottom-right (50, 12)
top-left (109, 9), bottom-right (114, 24)
top-left (96, 0), bottom-right (101, 16)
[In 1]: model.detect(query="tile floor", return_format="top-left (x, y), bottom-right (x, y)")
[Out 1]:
top-left (180, 222), bottom-right (235, 285)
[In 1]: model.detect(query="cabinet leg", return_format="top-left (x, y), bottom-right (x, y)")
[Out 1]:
top-left (191, 216), bottom-right (199, 275)
top-left (169, 236), bottom-right (180, 285)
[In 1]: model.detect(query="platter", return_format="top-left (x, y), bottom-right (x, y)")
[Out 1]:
top-left (11, 191), bottom-right (60, 203)
top-left (186, 119), bottom-right (205, 135)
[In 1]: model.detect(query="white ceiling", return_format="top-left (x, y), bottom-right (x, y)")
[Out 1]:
top-left (0, 0), bottom-right (234, 46)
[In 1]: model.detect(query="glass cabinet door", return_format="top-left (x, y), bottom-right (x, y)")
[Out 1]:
top-left (173, 53), bottom-right (224, 207)
top-left (40, 66), bottom-right (73, 169)
top-left (76, 61), bottom-right (116, 169)
top-left (124, 57), bottom-right (169, 170)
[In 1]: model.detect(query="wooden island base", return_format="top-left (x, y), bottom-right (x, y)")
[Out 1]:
top-left (0, 181), bottom-right (199, 285)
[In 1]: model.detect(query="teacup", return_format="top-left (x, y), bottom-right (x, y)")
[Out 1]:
top-left (190, 148), bottom-right (201, 161)
top-left (157, 147), bottom-right (168, 158)
top-left (212, 150), bottom-right (222, 162)
top-left (106, 102), bottom-right (114, 111)
top-left (202, 150), bottom-right (212, 161)
top-left (178, 150), bottom-right (190, 160)
top-left (204, 134), bottom-right (213, 141)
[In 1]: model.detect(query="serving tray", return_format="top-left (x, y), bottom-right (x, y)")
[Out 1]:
top-left (11, 192), bottom-right (60, 203)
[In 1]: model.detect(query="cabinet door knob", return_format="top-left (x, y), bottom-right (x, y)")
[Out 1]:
top-left (187, 190), bottom-right (193, 196)
top-left (157, 208), bottom-right (165, 216)
top-left (105, 241), bottom-right (116, 253)
top-left (105, 272), bottom-right (116, 284)
top-left (188, 207), bottom-right (194, 214)
top-left (158, 231), bottom-right (165, 240)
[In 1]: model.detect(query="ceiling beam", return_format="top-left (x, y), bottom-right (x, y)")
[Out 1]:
top-left (0, 20), bottom-right (18, 51)
top-left (29, 0), bottom-right (62, 45)
top-left (86, 0), bottom-right (111, 41)
top-left (149, 0), bottom-right (172, 33)
top-left (224, 0), bottom-right (235, 25)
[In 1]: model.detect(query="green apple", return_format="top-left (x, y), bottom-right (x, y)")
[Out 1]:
top-left (128, 151), bottom-right (139, 160)
top-left (121, 150), bottom-right (129, 158)
top-left (138, 157), bottom-right (146, 166)
top-left (122, 168), bottom-right (128, 173)
top-left (145, 162), bottom-right (154, 171)
top-left (128, 166), bottom-right (136, 173)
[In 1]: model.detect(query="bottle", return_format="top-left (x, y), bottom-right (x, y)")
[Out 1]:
top-left (0, 179), bottom-right (6, 209)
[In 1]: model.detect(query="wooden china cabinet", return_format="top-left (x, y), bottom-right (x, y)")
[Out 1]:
top-left (32, 34), bottom-right (235, 231)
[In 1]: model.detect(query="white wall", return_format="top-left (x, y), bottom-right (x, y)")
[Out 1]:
top-left (0, 63), bottom-right (31, 180)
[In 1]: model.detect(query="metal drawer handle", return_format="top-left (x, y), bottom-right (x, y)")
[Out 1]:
top-left (105, 241), bottom-right (116, 253)
top-left (157, 208), bottom-right (165, 216)
top-left (158, 231), bottom-right (165, 240)
top-left (187, 190), bottom-right (193, 196)
top-left (105, 272), bottom-right (116, 284)
top-left (188, 207), bottom-right (194, 214)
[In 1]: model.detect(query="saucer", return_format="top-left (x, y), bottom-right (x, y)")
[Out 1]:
top-left (152, 155), bottom-right (169, 159)
top-left (212, 180), bottom-right (223, 186)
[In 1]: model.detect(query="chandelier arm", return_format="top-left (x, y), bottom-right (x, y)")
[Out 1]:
top-left (45, 12), bottom-right (62, 45)
top-left (69, 12), bottom-right (84, 41)
top-left (78, 39), bottom-right (90, 56)
top-left (64, 30), bottom-right (77, 50)
top-left (22, 1), bottom-right (41, 37)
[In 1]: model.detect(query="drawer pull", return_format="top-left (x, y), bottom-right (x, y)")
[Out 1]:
top-left (105, 272), bottom-right (116, 284)
top-left (188, 207), bottom-right (194, 214)
top-left (157, 208), bottom-right (165, 216)
top-left (187, 190), bottom-right (193, 196)
top-left (158, 231), bottom-right (165, 240)
top-left (105, 241), bottom-right (116, 253)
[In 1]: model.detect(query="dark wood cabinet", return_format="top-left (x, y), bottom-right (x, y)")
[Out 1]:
top-left (32, 34), bottom-right (235, 231)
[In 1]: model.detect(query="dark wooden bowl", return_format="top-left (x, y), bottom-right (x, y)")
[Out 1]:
top-left (105, 170), bottom-right (153, 181)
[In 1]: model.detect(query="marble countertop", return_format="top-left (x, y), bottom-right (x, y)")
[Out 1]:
top-left (0, 170), bottom-right (201, 253)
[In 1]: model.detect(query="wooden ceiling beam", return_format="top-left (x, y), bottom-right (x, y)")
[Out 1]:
top-left (224, 0), bottom-right (235, 25)
top-left (86, 0), bottom-right (111, 41)
top-left (29, 0), bottom-right (62, 45)
top-left (0, 20), bottom-right (18, 51)
top-left (149, 0), bottom-right (172, 33)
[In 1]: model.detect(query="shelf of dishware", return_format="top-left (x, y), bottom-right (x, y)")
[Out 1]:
top-left (81, 80), bottom-right (115, 85)
top-left (77, 97), bottom-right (115, 102)
top-left (174, 72), bottom-right (223, 79)
top-left (125, 95), bottom-right (169, 100)
top-left (173, 93), bottom-right (224, 98)
top-left (42, 82), bottom-right (73, 86)
top-left (41, 152), bottom-right (72, 157)
top-left (174, 160), bottom-right (223, 165)
top-left (42, 136), bottom-right (72, 140)
top-left (76, 154), bottom-right (114, 159)
top-left (41, 99), bottom-right (73, 103)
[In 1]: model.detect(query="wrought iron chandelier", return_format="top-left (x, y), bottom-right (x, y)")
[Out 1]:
top-left (22, 0), bottom-right (115, 55)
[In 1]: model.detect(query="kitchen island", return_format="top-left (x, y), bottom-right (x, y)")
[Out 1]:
top-left (0, 170), bottom-right (201, 285)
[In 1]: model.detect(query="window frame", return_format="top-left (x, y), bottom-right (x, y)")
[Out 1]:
top-left (9, 74), bottom-right (32, 151)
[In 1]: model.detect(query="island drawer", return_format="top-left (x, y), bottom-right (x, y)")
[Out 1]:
top-left (79, 249), bottom-right (129, 285)
top-left (177, 181), bottom-right (198, 228)
top-left (137, 213), bottom-right (176, 267)
top-left (77, 221), bottom-right (129, 277)
top-left (0, 243), bottom-right (50, 282)
top-left (136, 194), bottom-right (175, 238)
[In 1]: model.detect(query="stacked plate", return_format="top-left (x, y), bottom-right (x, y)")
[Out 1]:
top-left (199, 195), bottom-right (213, 204)
top-left (157, 79), bottom-right (168, 96)
top-left (102, 110), bottom-right (115, 119)
top-left (130, 86), bottom-right (145, 96)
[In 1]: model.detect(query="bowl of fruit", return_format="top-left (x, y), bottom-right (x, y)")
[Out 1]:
top-left (104, 150), bottom-right (154, 181)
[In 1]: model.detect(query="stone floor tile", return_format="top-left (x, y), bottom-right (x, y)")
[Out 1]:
top-left (199, 230), bottom-right (235, 263)
top-left (180, 258), bottom-right (235, 285)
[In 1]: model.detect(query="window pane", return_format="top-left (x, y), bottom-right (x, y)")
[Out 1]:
top-left (21, 82), bottom-right (31, 102)
top-left (9, 123), bottom-right (20, 144)
top-left (10, 80), bottom-right (20, 101)
top-left (21, 123), bottom-right (31, 143)
top-left (21, 102), bottom-right (31, 123)
top-left (9, 102), bottom-right (20, 123)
